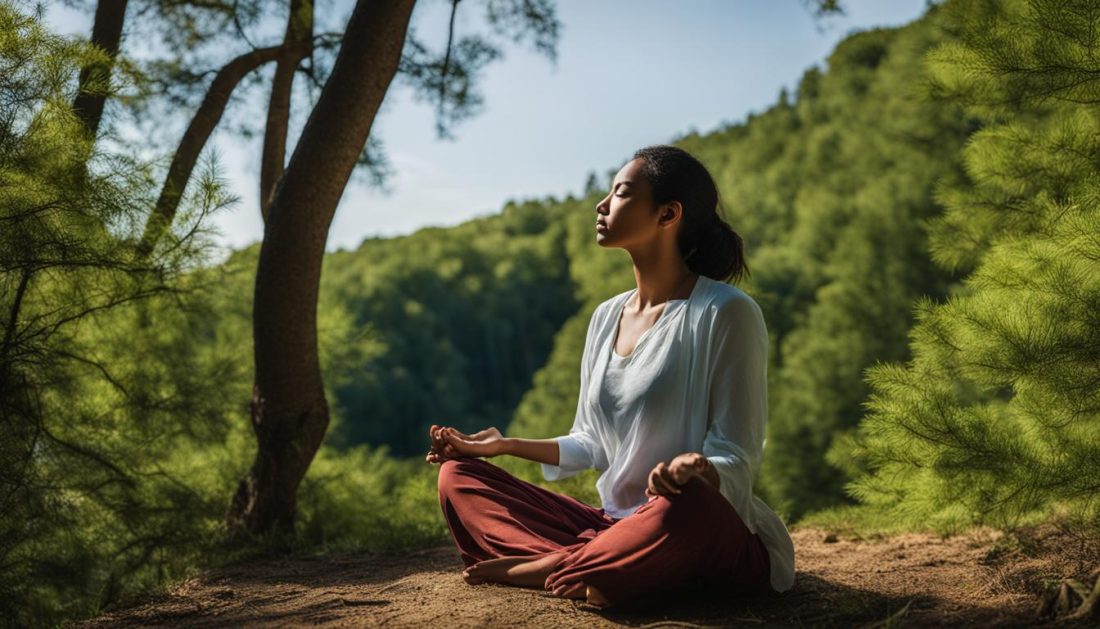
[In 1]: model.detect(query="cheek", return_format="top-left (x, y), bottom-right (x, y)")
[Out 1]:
top-left (611, 200), bottom-right (636, 223)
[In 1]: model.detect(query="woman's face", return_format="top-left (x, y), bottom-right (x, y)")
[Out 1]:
top-left (596, 158), bottom-right (673, 247)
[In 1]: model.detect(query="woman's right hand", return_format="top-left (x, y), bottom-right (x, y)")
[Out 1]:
top-left (426, 425), bottom-right (506, 464)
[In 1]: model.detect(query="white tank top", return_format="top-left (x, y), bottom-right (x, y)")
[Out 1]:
top-left (600, 298), bottom-right (689, 441)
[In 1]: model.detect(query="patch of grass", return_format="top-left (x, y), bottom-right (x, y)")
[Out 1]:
top-left (795, 504), bottom-right (921, 541)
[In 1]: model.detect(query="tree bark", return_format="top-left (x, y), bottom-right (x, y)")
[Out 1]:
top-left (227, 0), bottom-right (417, 537)
top-left (136, 46), bottom-right (282, 259)
top-left (260, 0), bottom-right (314, 221)
top-left (72, 0), bottom-right (129, 141)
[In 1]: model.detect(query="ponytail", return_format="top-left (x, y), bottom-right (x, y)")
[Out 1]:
top-left (633, 145), bottom-right (750, 284)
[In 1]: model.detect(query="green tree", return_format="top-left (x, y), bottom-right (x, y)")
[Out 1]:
top-left (0, 2), bottom-right (236, 623)
top-left (844, 0), bottom-right (1100, 532)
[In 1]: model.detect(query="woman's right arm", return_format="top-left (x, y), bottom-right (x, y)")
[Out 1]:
top-left (536, 302), bottom-right (609, 480)
top-left (502, 437), bottom-right (560, 466)
top-left (428, 427), bottom-right (562, 466)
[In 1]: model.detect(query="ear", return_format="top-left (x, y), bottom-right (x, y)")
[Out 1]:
top-left (659, 201), bottom-right (683, 226)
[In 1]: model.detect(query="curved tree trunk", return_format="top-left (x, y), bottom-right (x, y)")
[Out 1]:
top-left (136, 46), bottom-right (282, 259)
top-left (260, 0), bottom-right (314, 222)
top-left (72, 0), bottom-right (129, 141)
top-left (227, 0), bottom-right (417, 537)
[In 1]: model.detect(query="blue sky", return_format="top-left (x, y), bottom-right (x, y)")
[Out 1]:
top-left (45, 0), bottom-right (931, 254)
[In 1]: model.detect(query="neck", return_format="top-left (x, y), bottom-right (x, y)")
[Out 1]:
top-left (628, 257), bottom-right (698, 309)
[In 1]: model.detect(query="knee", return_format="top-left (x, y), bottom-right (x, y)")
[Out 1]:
top-left (437, 457), bottom-right (487, 496)
top-left (652, 476), bottom-right (711, 531)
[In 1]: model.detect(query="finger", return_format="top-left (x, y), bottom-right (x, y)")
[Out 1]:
top-left (673, 461), bottom-right (697, 485)
top-left (443, 432), bottom-right (468, 454)
top-left (656, 463), bottom-right (681, 494)
top-left (665, 459), bottom-right (684, 480)
top-left (662, 464), bottom-right (684, 493)
top-left (649, 467), bottom-right (673, 496)
top-left (667, 463), bottom-right (689, 486)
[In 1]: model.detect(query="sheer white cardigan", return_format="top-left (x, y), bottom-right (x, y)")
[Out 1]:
top-left (540, 274), bottom-right (796, 593)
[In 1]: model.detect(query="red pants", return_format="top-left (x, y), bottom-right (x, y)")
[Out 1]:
top-left (437, 456), bottom-right (771, 607)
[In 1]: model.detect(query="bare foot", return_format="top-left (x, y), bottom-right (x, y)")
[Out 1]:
top-left (548, 581), bottom-right (611, 607)
top-left (462, 552), bottom-right (568, 588)
top-left (549, 581), bottom-right (587, 599)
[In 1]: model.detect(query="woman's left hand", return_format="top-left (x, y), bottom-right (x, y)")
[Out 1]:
top-left (645, 452), bottom-right (710, 498)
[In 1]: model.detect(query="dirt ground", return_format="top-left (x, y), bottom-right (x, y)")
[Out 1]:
top-left (79, 522), bottom-right (1100, 628)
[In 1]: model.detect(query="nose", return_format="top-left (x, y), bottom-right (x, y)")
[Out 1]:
top-left (596, 194), bottom-right (609, 215)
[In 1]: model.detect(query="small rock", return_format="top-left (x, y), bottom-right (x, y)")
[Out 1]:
top-left (824, 533), bottom-right (838, 544)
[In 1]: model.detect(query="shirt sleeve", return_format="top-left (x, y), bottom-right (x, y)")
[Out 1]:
top-left (701, 295), bottom-right (769, 524)
top-left (541, 303), bottom-right (610, 481)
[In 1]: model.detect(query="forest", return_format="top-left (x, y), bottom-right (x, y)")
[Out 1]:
top-left (2, 0), bottom-right (1098, 626)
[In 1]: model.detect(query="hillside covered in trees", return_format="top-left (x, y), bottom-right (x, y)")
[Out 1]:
top-left (3, 0), bottom-right (1098, 625)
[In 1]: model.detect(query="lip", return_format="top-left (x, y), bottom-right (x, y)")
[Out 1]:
top-left (596, 220), bottom-right (608, 232)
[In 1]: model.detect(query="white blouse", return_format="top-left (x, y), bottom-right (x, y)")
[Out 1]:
top-left (540, 274), bottom-right (796, 593)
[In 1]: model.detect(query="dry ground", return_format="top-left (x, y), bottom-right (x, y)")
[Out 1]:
top-left (78, 522), bottom-right (1100, 628)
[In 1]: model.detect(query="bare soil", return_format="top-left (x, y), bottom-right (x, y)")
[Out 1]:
top-left (77, 522), bottom-right (1100, 628)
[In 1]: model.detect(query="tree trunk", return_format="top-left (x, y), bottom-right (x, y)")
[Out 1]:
top-left (227, 0), bottom-right (417, 537)
top-left (136, 46), bottom-right (282, 259)
top-left (260, 0), bottom-right (314, 221)
top-left (72, 0), bottom-right (129, 141)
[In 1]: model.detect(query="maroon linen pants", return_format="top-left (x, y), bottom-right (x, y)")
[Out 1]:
top-left (436, 456), bottom-right (771, 607)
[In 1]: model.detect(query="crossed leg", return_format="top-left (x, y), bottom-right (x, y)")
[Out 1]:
top-left (437, 457), bottom-right (769, 609)
top-left (544, 474), bottom-right (772, 608)
top-left (437, 457), bottom-right (616, 603)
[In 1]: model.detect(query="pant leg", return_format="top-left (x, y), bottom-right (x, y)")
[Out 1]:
top-left (437, 457), bottom-right (615, 567)
top-left (543, 474), bottom-right (771, 607)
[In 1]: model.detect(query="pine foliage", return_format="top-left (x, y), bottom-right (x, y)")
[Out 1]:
top-left (846, 0), bottom-right (1100, 532)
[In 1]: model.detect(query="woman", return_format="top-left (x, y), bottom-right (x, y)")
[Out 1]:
top-left (426, 144), bottom-right (795, 609)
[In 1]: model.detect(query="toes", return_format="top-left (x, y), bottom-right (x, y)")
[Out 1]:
top-left (550, 581), bottom-right (586, 599)
top-left (462, 567), bottom-right (486, 585)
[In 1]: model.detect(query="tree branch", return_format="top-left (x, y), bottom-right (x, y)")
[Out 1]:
top-left (72, 0), bottom-right (130, 141)
top-left (136, 45), bottom-right (282, 259)
top-left (260, 0), bottom-right (314, 222)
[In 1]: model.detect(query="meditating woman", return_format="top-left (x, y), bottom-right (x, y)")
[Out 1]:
top-left (426, 144), bottom-right (795, 609)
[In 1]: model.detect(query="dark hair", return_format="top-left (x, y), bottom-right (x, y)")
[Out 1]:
top-left (632, 145), bottom-right (749, 284)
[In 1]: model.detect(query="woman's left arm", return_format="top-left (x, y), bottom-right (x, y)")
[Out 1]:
top-left (700, 295), bottom-right (769, 520)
